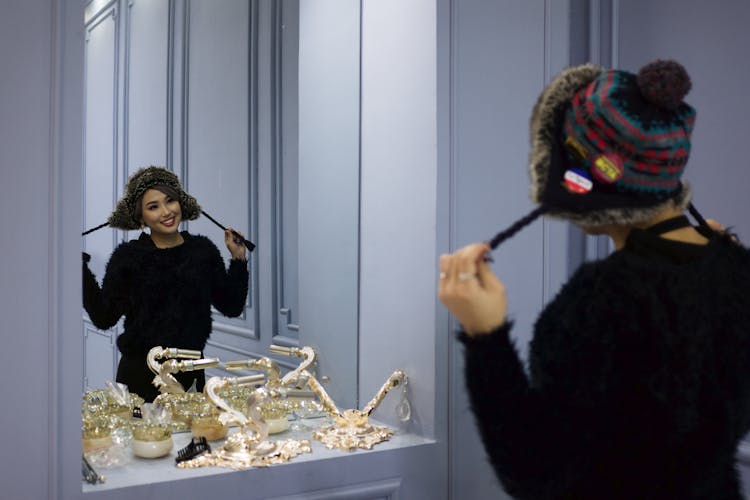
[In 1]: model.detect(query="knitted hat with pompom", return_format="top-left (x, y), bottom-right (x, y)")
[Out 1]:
top-left (489, 60), bottom-right (698, 249)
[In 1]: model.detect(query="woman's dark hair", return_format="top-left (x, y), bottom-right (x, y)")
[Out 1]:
top-left (133, 184), bottom-right (181, 224)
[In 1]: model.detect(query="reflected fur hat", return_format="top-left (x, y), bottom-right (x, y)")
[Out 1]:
top-left (107, 166), bottom-right (201, 230)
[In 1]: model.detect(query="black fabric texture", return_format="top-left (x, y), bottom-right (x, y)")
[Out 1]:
top-left (459, 231), bottom-right (750, 499)
top-left (83, 231), bottom-right (248, 401)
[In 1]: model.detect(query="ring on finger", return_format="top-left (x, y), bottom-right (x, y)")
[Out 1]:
top-left (457, 272), bottom-right (476, 282)
top-left (439, 272), bottom-right (447, 280)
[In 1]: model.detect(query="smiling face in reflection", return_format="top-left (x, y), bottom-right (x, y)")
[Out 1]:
top-left (140, 187), bottom-right (182, 238)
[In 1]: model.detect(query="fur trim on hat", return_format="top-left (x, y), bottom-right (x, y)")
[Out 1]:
top-left (529, 64), bottom-right (602, 206)
top-left (527, 63), bottom-right (692, 227)
top-left (107, 166), bottom-right (201, 230)
top-left (550, 182), bottom-right (692, 228)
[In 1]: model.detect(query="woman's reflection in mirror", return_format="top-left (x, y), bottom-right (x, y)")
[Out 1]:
top-left (82, 166), bottom-right (249, 402)
top-left (439, 60), bottom-right (750, 499)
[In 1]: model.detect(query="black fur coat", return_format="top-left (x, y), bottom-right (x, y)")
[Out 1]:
top-left (83, 232), bottom-right (248, 356)
top-left (460, 229), bottom-right (750, 499)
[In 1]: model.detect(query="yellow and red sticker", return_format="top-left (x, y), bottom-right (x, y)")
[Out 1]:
top-left (592, 153), bottom-right (624, 183)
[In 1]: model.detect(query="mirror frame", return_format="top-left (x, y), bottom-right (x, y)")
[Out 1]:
top-left (50, 0), bottom-right (442, 497)
top-left (80, 0), bottom-right (360, 407)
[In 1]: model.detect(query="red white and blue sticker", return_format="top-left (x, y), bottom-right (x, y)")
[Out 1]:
top-left (563, 169), bottom-right (593, 194)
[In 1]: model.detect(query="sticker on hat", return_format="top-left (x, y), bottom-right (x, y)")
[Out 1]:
top-left (592, 153), bottom-right (624, 184)
top-left (564, 136), bottom-right (589, 162)
top-left (563, 169), bottom-right (593, 194)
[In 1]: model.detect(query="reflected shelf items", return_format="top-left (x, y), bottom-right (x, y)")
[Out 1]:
top-left (306, 369), bottom-right (410, 451)
top-left (147, 346), bottom-right (220, 395)
top-left (176, 379), bottom-right (312, 469)
top-left (82, 344), bottom-right (412, 479)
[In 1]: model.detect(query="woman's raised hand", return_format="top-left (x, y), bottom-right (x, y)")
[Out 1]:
top-left (706, 218), bottom-right (740, 243)
top-left (224, 227), bottom-right (247, 261)
top-left (438, 243), bottom-right (507, 336)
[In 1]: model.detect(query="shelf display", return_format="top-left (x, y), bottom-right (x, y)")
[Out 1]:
top-left (224, 345), bottom-right (321, 434)
top-left (176, 381), bottom-right (313, 469)
top-left (81, 344), bottom-right (410, 482)
top-left (307, 369), bottom-right (409, 451)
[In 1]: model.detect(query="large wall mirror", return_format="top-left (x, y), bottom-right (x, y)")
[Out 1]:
top-left (82, 0), bottom-right (360, 414)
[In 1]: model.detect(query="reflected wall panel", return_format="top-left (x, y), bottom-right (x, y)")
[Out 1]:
top-left (83, 7), bottom-right (120, 388)
top-left (83, 320), bottom-right (118, 391)
top-left (185, 0), bottom-right (251, 262)
top-left (298, 0), bottom-right (360, 408)
top-left (79, 0), bottom-right (360, 421)
top-left (276, 0), bottom-right (300, 343)
top-left (126, 0), bottom-right (169, 172)
top-left (184, 0), bottom-right (257, 348)
top-left (84, 9), bottom-right (118, 279)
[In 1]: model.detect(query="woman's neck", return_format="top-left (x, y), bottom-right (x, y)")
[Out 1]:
top-left (149, 231), bottom-right (184, 249)
top-left (606, 206), bottom-right (708, 250)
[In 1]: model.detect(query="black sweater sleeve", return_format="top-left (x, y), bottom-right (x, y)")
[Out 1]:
top-left (208, 243), bottom-right (249, 317)
top-left (459, 265), bottom-right (615, 499)
top-left (460, 237), bottom-right (750, 499)
top-left (82, 245), bottom-right (130, 329)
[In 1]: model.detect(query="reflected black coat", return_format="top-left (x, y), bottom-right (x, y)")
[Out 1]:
top-left (460, 230), bottom-right (750, 499)
top-left (83, 232), bottom-right (248, 398)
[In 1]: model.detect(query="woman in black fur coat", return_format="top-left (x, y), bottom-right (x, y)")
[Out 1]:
top-left (439, 60), bottom-right (750, 499)
top-left (83, 167), bottom-right (249, 402)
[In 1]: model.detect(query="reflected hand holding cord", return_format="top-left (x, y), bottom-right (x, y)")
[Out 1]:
top-left (200, 210), bottom-right (256, 252)
top-left (224, 227), bottom-right (247, 261)
top-left (438, 242), bottom-right (507, 336)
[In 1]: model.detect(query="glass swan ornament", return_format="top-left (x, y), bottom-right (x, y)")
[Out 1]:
top-left (146, 346), bottom-right (220, 394)
top-left (223, 345), bottom-right (325, 429)
top-left (291, 368), bottom-right (410, 451)
top-left (176, 374), bottom-right (312, 469)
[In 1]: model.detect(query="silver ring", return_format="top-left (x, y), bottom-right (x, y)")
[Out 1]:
top-left (457, 272), bottom-right (476, 282)
top-left (439, 272), bottom-right (447, 280)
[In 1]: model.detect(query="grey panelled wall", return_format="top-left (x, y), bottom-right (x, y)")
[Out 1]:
top-left (445, 1), bottom-right (572, 498)
top-left (358, 0), bottom-right (443, 441)
top-left (0, 1), bottom-right (81, 499)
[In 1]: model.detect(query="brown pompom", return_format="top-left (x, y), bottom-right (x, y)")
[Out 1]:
top-left (636, 59), bottom-right (692, 111)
